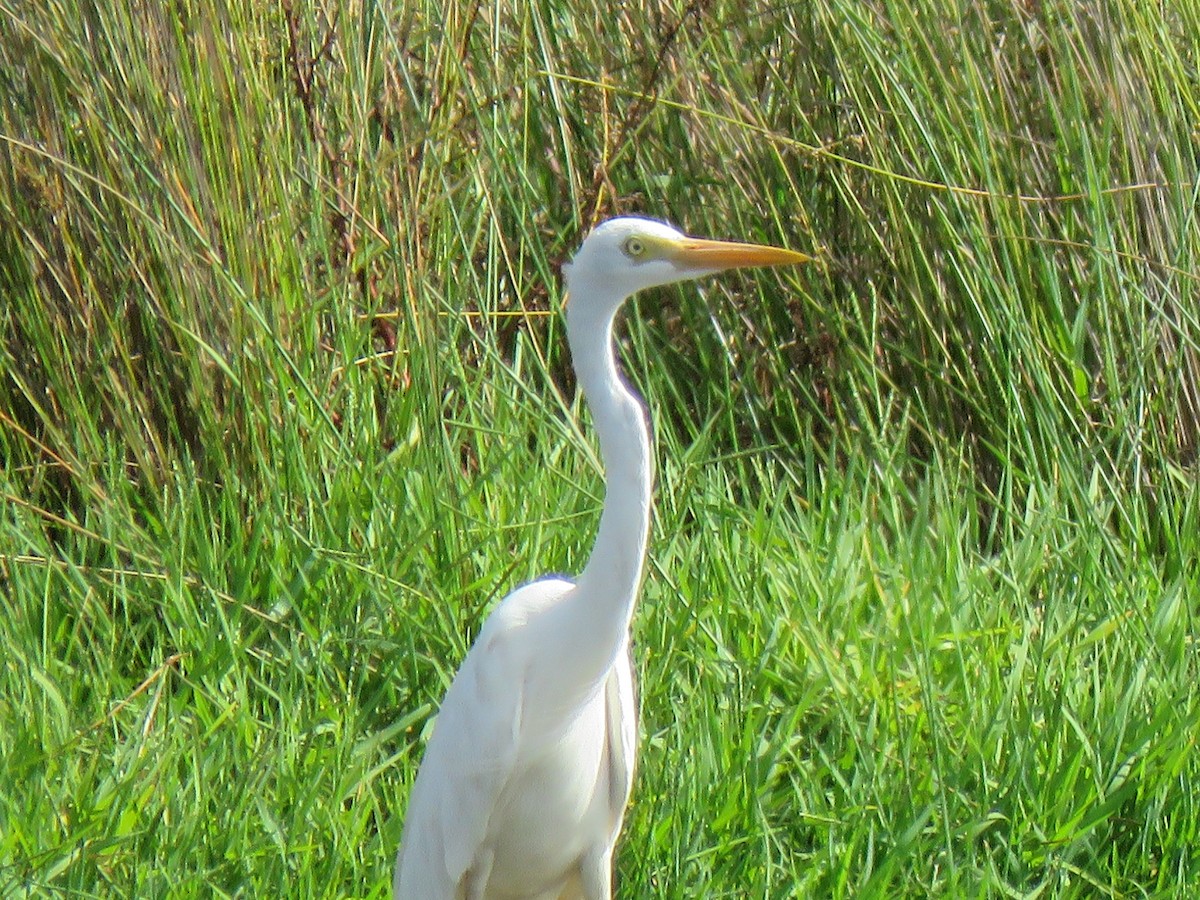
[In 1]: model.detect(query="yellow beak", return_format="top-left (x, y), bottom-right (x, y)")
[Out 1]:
top-left (666, 236), bottom-right (813, 271)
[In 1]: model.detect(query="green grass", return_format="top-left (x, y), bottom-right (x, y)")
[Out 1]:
top-left (2, 0), bottom-right (1199, 896)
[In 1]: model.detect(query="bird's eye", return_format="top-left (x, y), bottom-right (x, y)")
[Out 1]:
top-left (623, 237), bottom-right (646, 258)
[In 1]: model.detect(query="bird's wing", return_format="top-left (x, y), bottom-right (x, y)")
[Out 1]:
top-left (397, 577), bottom-right (575, 893)
top-left (603, 640), bottom-right (638, 837)
top-left (430, 651), bottom-right (521, 881)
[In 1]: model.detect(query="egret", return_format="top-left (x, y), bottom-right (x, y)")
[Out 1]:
top-left (394, 217), bottom-right (810, 899)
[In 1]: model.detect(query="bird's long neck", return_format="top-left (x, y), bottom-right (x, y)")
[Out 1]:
top-left (553, 295), bottom-right (652, 677)
top-left (571, 303), bottom-right (653, 603)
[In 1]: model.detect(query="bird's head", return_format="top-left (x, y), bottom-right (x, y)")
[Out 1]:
top-left (562, 217), bottom-right (811, 319)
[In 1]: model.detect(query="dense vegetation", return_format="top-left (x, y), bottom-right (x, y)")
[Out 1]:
top-left (2, 0), bottom-right (1197, 896)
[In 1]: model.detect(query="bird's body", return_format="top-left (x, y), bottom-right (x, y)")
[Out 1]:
top-left (393, 577), bottom-right (636, 900)
top-left (394, 217), bottom-right (809, 900)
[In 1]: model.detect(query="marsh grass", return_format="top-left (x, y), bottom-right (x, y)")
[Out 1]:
top-left (2, 0), bottom-right (1198, 896)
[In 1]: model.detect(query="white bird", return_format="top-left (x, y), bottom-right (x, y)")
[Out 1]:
top-left (394, 216), bottom-right (811, 900)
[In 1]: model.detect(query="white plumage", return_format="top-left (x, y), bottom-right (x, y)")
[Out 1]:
top-left (394, 217), bottom-right (810, 899)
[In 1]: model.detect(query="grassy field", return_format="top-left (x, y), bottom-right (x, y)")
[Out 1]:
top-left (2, 0), bottom-right (1199, 896)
